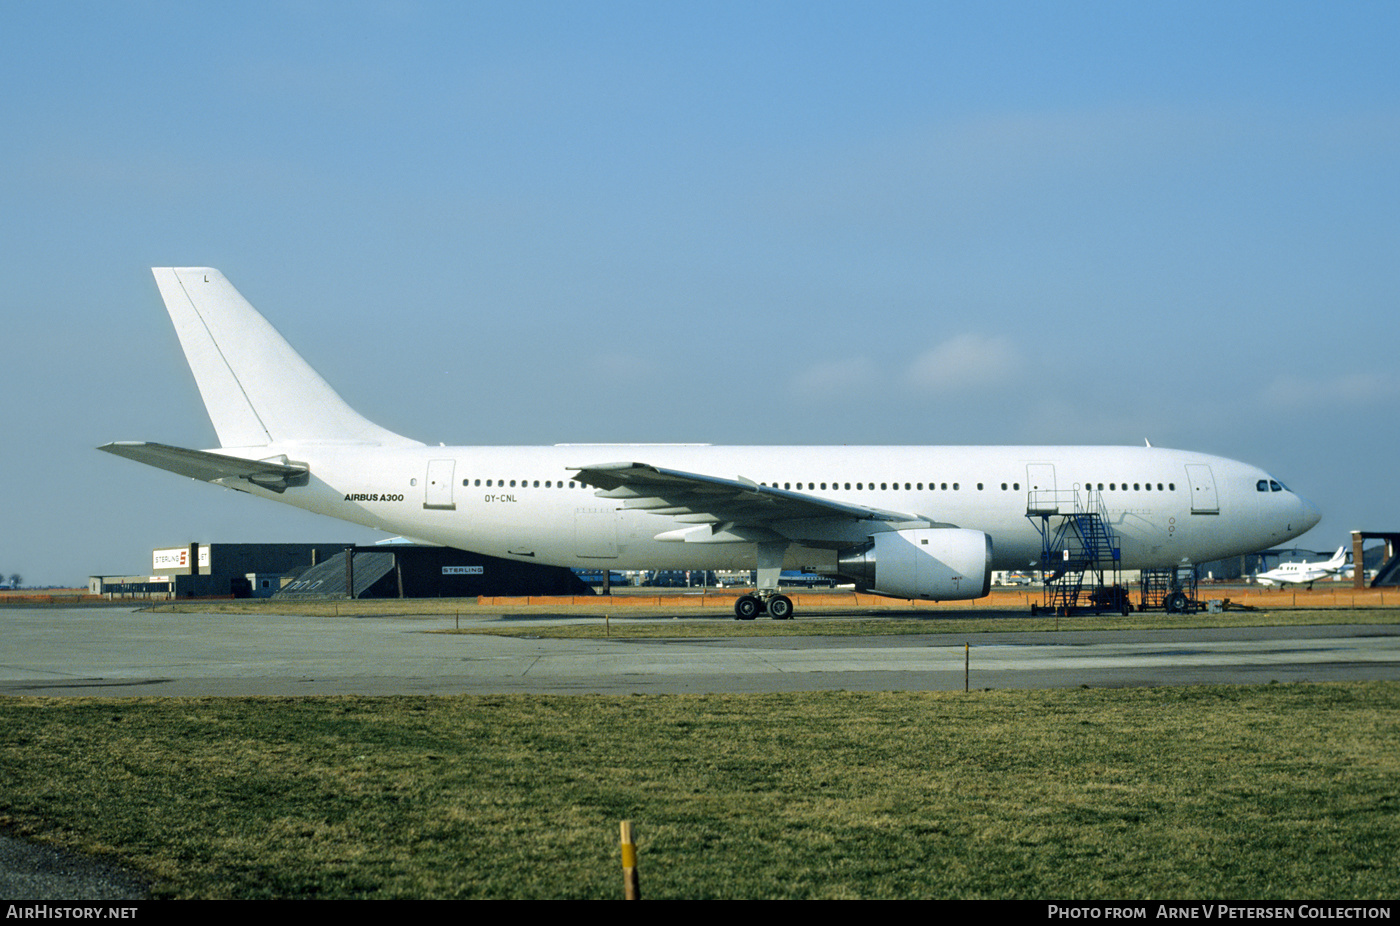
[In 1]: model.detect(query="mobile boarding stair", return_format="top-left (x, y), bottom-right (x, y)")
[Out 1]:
top-left (1026, 488), bottom-right (1130, 616)
top-left (1139, 565), bottom-right (1201, 613)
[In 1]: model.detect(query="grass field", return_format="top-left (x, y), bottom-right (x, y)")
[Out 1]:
top-left (2, 683), bottom-right (1396, 899)
top-left (449, 608), bottom-right (1400, 639)
top-left (134, 595), bottom-right (1400, 640)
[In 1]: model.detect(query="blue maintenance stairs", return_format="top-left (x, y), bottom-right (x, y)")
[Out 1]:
top-left (1026, 488), bottom-right (1129, 615)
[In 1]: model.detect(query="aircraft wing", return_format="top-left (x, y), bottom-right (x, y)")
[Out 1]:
top-left (99, 441), bottom-right (309, 493)
top-left (570, 461), bottom-right (934, 544)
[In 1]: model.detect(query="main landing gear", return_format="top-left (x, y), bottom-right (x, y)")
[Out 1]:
top-left (735, 540), bottom-right (796, 620)
top-left (734, 593), bottom-right (794, 621)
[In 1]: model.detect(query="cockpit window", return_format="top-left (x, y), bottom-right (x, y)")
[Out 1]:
top-left (1259, 478), bottom-right (1288, 492)
top-left (1257, 480), bottom-right (1269, 492)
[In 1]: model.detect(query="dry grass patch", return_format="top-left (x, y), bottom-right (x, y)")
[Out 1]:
top-left (135, 597), bottom-right (1400, 638)
top-left (451, 608), bottom-right (1400, 639)
top-left (1, 684), bottom-right (1396, 898)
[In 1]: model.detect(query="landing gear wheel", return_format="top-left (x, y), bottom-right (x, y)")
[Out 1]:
top-left (734, 595), bottom-right (762, 621)
top-left (1164, 590), bottom-right (1190, 614)
top-left (768, 595), bottom-right (794, 620)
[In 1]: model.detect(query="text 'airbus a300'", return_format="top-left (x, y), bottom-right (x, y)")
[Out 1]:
top-left (101, 268), bottom-right (1321, 619)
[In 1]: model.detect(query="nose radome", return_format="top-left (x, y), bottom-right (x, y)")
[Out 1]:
top-left (1297, 494), bottom-right (1322, 532)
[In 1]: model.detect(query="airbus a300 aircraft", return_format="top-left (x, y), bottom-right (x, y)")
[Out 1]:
top-left (1255, 546), bottom-right (1349, 588)
top-left (101, 268), bottom-right (1321, 619)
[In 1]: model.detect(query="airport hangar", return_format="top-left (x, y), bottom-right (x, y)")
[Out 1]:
top-left (88, 542), bottom-right (593, 601)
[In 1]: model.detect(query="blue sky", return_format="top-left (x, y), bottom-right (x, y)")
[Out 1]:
top-left (2, 1), bottom-right (1396, 585)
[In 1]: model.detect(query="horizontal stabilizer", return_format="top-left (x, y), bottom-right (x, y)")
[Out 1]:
top-left (98, 441), bottom-right (309, 493)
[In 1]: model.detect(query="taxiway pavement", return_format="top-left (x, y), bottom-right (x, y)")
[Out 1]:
top-left (1, 607), bottom-right (1396, 696)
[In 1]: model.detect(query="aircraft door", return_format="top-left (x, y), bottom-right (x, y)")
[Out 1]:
top-left (1185, 464), bottom-right (1218, 514)
top-left (424, 459), bottom-right (456, 510)
top-left (574, 508), bottom-right (619, 558)
top-left (1026, 463), bottom-right (1057, 514)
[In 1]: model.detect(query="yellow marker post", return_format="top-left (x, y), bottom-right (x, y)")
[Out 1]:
top-left (620, 820), bottom-right (640, 900)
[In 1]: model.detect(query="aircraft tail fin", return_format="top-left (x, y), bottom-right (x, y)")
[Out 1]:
top-left (151, 268), bottom-right (422, 449)
top-left (1330, 545), bottom-right (1348, 567)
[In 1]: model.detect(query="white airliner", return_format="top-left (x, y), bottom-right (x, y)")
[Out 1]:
top-left (1254, 546), bottom-right (1348, 588)
top-left (100, 268), bottom-right (1321, 619)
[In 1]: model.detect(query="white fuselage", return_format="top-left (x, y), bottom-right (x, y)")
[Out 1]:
top-left (107, 269), bottom-right (1325, 602)
top-left (221, 442), bottom-right (1320, 575)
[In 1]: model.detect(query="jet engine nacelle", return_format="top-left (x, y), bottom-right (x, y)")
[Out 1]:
top-left (836, 528), bottom-right (992, 600)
